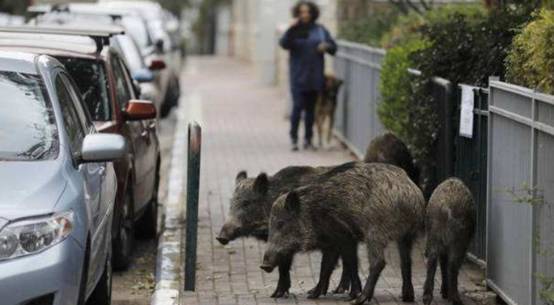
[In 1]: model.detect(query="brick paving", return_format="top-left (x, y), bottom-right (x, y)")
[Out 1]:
top-left (179, 57), bottom-right (487, 305)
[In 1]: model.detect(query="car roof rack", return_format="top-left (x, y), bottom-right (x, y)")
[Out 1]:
top-left (0, 25), bottom-right (125, 53)
top-left (28, 4), bottom-right (123, 22)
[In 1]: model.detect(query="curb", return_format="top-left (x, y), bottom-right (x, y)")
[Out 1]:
top-left (151, 105), bottom-right (188, 305)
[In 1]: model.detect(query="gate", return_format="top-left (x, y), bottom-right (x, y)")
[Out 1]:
top-left (454, 85), bottom-right (489, 264)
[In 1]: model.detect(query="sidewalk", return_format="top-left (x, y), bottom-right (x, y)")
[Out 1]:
top-left (178, 57), bottom-right (488, 305)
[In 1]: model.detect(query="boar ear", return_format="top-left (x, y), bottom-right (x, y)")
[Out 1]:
top-left (284, 191), bottom-right (301, 213)
top-left (254, 173), bottom-right (269, 194)
top-left (236, 171), bottom-right (247, 184)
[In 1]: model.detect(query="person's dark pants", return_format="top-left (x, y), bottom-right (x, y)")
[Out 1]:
top-left (290, 89), bottom-right (318, 144)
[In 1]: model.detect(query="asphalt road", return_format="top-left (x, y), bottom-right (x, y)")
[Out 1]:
top-left (112, 110), bottom-right (177, 305)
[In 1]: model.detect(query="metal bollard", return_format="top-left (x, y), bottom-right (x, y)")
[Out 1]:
top-left (184, 122), bottom-right (201, 291)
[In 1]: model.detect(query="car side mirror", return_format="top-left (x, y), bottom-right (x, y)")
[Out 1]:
top-left (133, 68), bottom-right (154, 83)
top-left (122, 99), bottom-right (157, 121)
top-left (148, 58), bottom-right (166, 71)
top-left (81, 134), bottom-right (127, 163)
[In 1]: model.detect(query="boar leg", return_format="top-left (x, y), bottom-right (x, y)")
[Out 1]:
top-left (307, 249), bottom-right (339, 299)
top-left (422, 255), bottom-right (438, 305)
top-left (447, 251), bottom-right (465, 305)
top-left (352, 242), bottom-right (386, 305)
top-left (333, 256), bottom-right (351, 294)
top-left (271, 255), bottom-right (293, 298)
top-left (397, 234), bottom-right (415, 302)
top-left (439, 253), bottom-right (449, 299)
top-left (341, 242), bottom-right (361, 300)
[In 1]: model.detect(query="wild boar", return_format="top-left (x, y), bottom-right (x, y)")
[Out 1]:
top-left (261, 162), bottom-right (426, 304)
top-left (423, 178), bottom-right (476, 305)
top-left (217, 166), bottom-right (357, 298)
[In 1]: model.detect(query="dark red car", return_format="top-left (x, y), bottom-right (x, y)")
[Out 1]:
top-left (0, 25), bottom-right (161, 269)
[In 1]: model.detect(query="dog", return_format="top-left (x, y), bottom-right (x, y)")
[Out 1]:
top-left (315, 75), bottom-right (343, 147)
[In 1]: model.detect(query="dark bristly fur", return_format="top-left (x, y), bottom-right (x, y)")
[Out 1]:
top-left (262, 162), bottom-right (426, 304)
top-left (217, 165), bottom-right (358, 298)
top-left (364, 132), bottom-right (420, 186)
top-left (423, 178), bottom-right (476, 305)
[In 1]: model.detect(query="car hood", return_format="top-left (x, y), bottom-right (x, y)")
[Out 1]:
top-left (0, 160), bottom-right (67, 221)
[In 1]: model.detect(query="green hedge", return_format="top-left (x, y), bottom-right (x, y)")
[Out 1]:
top-left (507, 9), bottom-right (554, 94)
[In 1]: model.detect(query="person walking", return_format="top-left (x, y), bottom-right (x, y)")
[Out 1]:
top-left (280, 1), bottom-right (337, 151)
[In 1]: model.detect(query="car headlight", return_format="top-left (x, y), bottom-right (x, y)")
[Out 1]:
top-left (0, 211), bottom-right (73, 261)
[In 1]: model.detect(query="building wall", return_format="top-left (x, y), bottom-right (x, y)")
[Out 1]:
top-left (230, 0), bottom-right (338, 89)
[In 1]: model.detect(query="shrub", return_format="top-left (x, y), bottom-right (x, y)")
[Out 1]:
top-left (507, 9), bottom-right (554, 94)
top-left (378, 39), bottom-right (427, 142)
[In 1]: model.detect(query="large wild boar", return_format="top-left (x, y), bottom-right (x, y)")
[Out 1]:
top-left (260, 162), bottom-right (426, 304)
top-left (216, 166), bottom-right (358, 298)
top-left (364, 132), bottom-right (420, 185)
top-left (423, 178), bottom-right (476, 305)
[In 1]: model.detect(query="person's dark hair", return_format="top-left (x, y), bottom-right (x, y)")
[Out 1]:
top-left (292, 1), bottom-right (320, 22)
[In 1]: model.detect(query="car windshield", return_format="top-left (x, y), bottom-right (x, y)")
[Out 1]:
top-left (0, 71), bottom-right (58, 161)
top-left (58, 58), bottom-right (111, 121)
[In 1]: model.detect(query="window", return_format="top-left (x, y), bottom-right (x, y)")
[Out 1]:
top-left (55, 76), bottom-right (85, 155)
top-left (0, 71), bottom-right (58, 161)
top-left (58, 57), bottom-right (111, 122)
top-left (111, 55), bottom-right (132, 111)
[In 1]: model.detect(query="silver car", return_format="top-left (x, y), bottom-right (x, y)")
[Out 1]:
top-left (0, 51), bottom-right (125, 305)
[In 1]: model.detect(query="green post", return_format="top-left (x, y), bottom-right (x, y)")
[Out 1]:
top-left (184, 122), bottom-right (201, 291)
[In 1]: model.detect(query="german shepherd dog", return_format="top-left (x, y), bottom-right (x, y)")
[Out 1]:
top-left (315, 75), bottom-right (343, 147)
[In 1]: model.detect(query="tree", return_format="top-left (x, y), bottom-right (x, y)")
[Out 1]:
top-left (0, 0), bottom-right (31, 15)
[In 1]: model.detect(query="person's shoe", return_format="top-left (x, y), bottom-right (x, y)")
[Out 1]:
top-left (291, 143), bottom-right (299, 151)
top-left (303, 142), bottom-right (316, 151)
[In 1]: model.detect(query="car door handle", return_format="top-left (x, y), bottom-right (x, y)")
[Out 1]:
top-left (98, 166), bottom-right (106, 177)
top-left (141, 129), bottom-right (149, 138)
top-left (147, 122), bottom-right (156, 131)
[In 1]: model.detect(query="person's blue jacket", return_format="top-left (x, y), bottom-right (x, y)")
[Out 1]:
top-left (280, 23), bottom-right (337, 92)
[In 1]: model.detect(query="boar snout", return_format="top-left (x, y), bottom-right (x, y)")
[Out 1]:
top-left (260, 251), bottom-right (278, 273)
top-left (260, 264), bottom-right (275, 273)
top-left (216, 236), bottom-right (229, 245)
top-left (216, 221), bottom-right (240, 245)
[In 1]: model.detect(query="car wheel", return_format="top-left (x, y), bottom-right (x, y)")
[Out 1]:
top-left (113, 190), bottom-right (135, 270)
top-left (137, 165), bottom-right (159, 239)
top-left (87, 253), bottom-right (112, 305)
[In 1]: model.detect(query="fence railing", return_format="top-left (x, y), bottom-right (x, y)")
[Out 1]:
top-left (334, 40), bottom-right (385, 158)
top-left (334, 41), bottom-right (488, 262)
top-left (487, 81), bottom-right (554, 305)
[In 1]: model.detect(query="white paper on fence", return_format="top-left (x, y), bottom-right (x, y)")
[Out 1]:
top-left (459, 84), bottom-right (475, 138)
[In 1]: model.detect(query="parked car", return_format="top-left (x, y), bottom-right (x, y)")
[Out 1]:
top-left (97, 1), bottom-right (181, 116)
top-left (29, 3), bottom-right (178, 117)
top-left (0, 25), bottom-right (161, 269)
top-left (0, 50), bottom-right (125, 305)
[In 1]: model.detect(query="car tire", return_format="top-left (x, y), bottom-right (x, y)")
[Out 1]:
top-left (87, 253), bottom-right (112, 305)
top-left (137, 164), bottom-right (159, 239)
top-left (113, 189), bottom-right (135, 270)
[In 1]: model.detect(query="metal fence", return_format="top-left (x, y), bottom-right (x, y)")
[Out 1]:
top-left (487, 81), bottom-right (554, 305)
top-left (334, 40), bottom-right (385, 158)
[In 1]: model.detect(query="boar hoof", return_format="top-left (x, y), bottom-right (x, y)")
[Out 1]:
top-left (351, 294), bottom-right (368, 305)
top-left (422, 294), bottom-right (433, 305)
top-left (307, 287), bottom-right (322, 299)
top-left (401, 289), bottom-right (414, 302)
top-left (270, 288), bottom-right (289, 298)
top-left (333, 282), bottom-right (349, 294)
